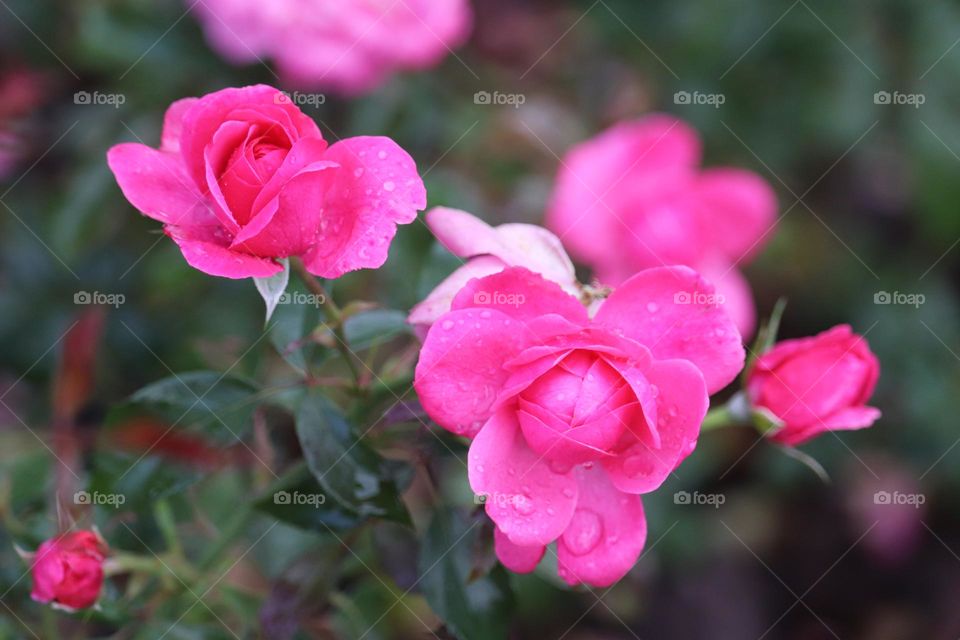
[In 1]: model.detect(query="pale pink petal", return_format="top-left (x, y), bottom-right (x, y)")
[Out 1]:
top-left (604, 358), bottom-right (708, 494)
top-left (426, 208), bottom-right (578, 296)
top-left (414, 307), bottom-right (534, 437)
top-left (407, 256), bottom-right (507, 328)
top-left (165, 225), bottom-right (282, 279)
top-left (303, 136), bottom-right (425, 278)
top-left (425, 207), bottom-right (502, 259)
top-left (106, 143), bottom-right (213, 226)
top-left (557, 466), bottom-right (647, 587)
top-left (469, 410), bottom-right (578, 547)
top-left (495, 223), bottom-right (579, 295)
top-left (595, 266), bottom-right (745, 393)
top-left (494, 526), bottom-right (545, 574)
top-left (450, 267), bottom-right (588, 325)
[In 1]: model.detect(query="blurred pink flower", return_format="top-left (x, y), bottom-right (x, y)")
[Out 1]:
top-left (748, 325), bottom-right (881, 446)
top-left (408, 207), bottom-right (580, 330)
top-left (546, 115), bottom-right (777, 336)
top-left (414, 265), bottom-right (744, 586)
top-left (30, 530), bottom-right (107, 611)
top-left (193, 0), bottom-right (472, 95)
top-left (107, 85), bottom-right (425, 279)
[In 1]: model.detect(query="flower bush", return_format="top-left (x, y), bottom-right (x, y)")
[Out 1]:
top-left (3, 1), bottom-right (913, 638)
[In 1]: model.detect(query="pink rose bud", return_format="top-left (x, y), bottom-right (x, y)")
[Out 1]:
top-left (30, 531), bottom-right (107, 611)
top-left (546, 115), bottom-right (777, 337)
top-left (192, 0), bottom-right (472, 95)
top-left (747, 325), bottom-right (881, 446)
top-left (414, 265), bottom-right (745, 586)
top-left (107, 85), bottom-right (426, 280)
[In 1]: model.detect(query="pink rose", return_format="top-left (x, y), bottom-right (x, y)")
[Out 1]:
top-left (193, 0), bottom-right (472, 95)
top-left (408, 207), bottom-right (581, 330)
top-left (30, 531), bottom-right (107, 611)
top-left (546, 115), bottom-right (777, 336)
top-left (747, 325), bottom-right (881, 446)
top-left (107, 85), bottom-right (426, 279)
top-left (414, 265), bottom-right (744, 586)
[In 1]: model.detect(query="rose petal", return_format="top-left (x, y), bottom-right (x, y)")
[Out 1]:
top-left (303, 136), bottom-right (426, 278)
top-left (426, 208), bottom-right (578, 296)
top-left (414, 307), bottom-right (534, 437)
top-left (557, 465), bottom-right (647, 587)
top-left (694, 168), bottom-right (777, 263)
top-left (469, 410), bottom-right (578, 546)
top-left (161, 97), bottom-right (199, 154)
top-left (166, 224), bottom-right (282, 279)
top-left (450, 267), bottom-right (588, 325)
top-left (595, 265), bottom-right (745, 393)
top-left (180, 85), bottom-right (319, 186)
top-left (494, 526), bottom-right (545, 574)
top-left (106, 143), bottom-right (214, 226)
top-left (604, 358), bottom-right (707, 494)
top-left (546, 115), bottom-right (700, 266)
top-left (772, 406), bottom-right (882, 446)
top-left (699, 261), bottom-right (757, 339)
top-left (407, 256), bottom-right (507, 328)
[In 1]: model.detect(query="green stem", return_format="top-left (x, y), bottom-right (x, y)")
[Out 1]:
top-left (290, 257), bottom-right (362, 387)
top-left (701, 406), bottom-right (737, 432)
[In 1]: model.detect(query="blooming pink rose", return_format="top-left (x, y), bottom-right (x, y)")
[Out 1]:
top-left (193, 0), bottom-right (472, 95)
top-left (546, 115), bottom-right (777, 336)
top-left (747, 325), bottom-right (880, 446)
top-left (107, 85), bottom-right (425, 279)
top-left (30, 531), bottom-right (107, 611)
top-left (414, 265), bottom-right (744, 586)
top-left (408, 207), bottom-right (581, 330)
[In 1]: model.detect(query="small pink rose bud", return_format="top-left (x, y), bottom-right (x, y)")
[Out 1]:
top-left (748, 325), bottom-right (881, 446)
top-left (30, 530), bottom-right (107, 611)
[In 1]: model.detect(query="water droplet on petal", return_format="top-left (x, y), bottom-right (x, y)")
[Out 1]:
top-left (383, 180), bottom-right (395, 192)
top-left (441, 320), bottom-right (455, 330)
top-left (562, 509), bottom-right (603, 556)
top-left (377, 150), bottom-right (388, 160)
top-left (646, 302), bottom-right (659, 313)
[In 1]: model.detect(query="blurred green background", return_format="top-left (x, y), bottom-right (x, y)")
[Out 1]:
top-left (1, 0), bottom-right (959, 638)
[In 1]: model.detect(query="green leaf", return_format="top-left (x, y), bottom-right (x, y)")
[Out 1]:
top-left (254, 258), bottom-right (290, 325)
top-left (343, 309), bottom-right (411, 351)
top-left (268, 283), bottom-right (327, 374)
top-left (127, 371), bottom-right (259, 444)
top-left (419, 508), bottom-right (514, 640)
top-left (743, 297), bottom-right (788, 385)
top-left (296, 390), bottom-right (411, 525)
top-left (253, 465), bottom-right (364, 532)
